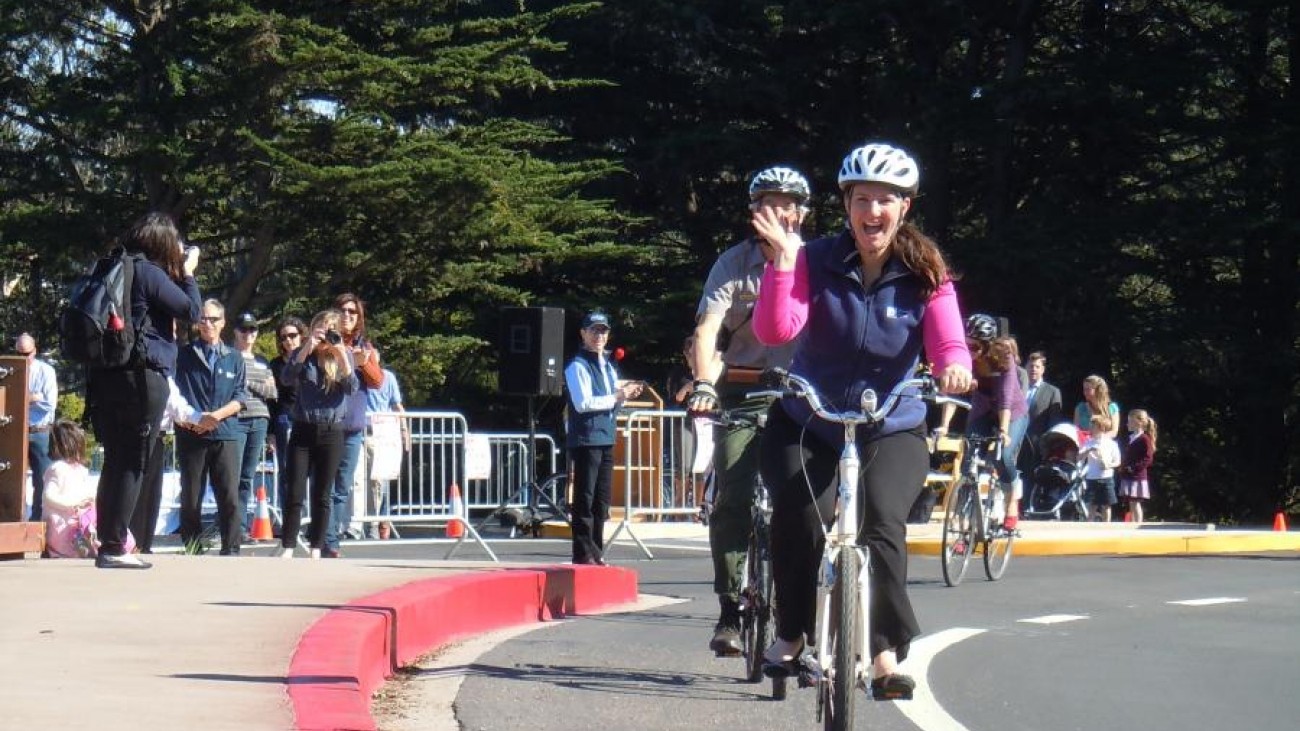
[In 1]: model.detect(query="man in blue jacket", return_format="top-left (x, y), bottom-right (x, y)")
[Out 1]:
top-left (175, 299), bottom-right (249, 555)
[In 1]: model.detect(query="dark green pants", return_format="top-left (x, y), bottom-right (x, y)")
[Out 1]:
top-left (709, 382), bottom-right (773, 599)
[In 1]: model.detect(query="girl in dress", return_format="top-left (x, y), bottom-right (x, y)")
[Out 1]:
top-left (1117, 409), bottom-right (1158, 524)
top-left (42, 421), bottom-right (98, 558)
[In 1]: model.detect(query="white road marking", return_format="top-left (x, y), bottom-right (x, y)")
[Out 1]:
top-left (1016, 614), bottom-right (1090, 625)
top-left (895, 627), bottom-right (985, 731)
top-left (640, 542), bottom-right (712, 553)
top-left (1167, 597), bottom-right (1247, 606)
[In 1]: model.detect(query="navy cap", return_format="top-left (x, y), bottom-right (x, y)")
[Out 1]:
top-left (581, 311), bottom-right (611, 330)
top-left (235, 313), bottom-right (259, 331)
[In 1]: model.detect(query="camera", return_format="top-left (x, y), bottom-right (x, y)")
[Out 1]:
top-left (323, 330), bottom-right (342, 345)
top-left (185, 245), bottom-right (199, 257)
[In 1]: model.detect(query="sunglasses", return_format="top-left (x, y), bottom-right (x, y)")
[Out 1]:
top-left (198, 316), bottom-right (223, 324)
top-left (340, 306), bottom-right (360, 315)
top-left (278, 332), bottom-right (301, 341)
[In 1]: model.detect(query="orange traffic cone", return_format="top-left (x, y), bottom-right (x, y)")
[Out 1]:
top-left (1273, 511), bottom-right (1288, 532)
top-left (250, 486), bottom-right (274, 541)
top-left (445, 482), bottom-right (465, 538)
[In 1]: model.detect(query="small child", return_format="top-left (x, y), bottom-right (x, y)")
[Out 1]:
top-left (1081, 415), bottom-right (1121, 522)
top-left (1117, 409), bottom-right (1158, 524)
top-left (41, 420), bottom-right (98, 558)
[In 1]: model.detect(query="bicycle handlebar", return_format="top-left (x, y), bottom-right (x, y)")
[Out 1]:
top-left (747, 367), bottom-right (971, 427)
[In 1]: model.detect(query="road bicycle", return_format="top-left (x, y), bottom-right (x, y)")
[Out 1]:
top-left (752, 367), bottom-right (964, 731)
top-left (940, 434), bottom-right (1017, 586)
top-left (711, 410), bottom-right (787, 701)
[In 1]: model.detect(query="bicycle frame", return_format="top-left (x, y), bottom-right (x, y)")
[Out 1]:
top-left (750, 368), bottom-right (968, 723)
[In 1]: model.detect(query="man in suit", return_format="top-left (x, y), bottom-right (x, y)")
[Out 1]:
top-left (1018, 351), bottom-right (1063, 515)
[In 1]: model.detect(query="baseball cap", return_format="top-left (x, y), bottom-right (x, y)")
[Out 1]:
top-left (235, 313), bottom-right (259, 331)
top-left (581, 311), bottom-right (611, 330)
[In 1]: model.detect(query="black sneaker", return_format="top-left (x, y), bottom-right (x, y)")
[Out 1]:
top-left (710, 621), bottom-right (743, 656)
top-left (95, 553), bottom-right (153, 570)
top-left (870, 673), bottom-right (916, 701)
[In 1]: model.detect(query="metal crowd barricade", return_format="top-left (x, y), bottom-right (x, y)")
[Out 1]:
top-left (357, 410), bottom-right (497, 560)
top-left (606, 408), bottom-right (699, 559)
top-left (465, 432), bottom-right (560, 511)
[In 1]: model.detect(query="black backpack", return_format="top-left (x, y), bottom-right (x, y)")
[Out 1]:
top-left (59, 247), bottom-right (148, 369)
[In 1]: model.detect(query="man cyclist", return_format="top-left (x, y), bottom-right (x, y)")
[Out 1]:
top-left (687, 165), bottom-right (810, 655)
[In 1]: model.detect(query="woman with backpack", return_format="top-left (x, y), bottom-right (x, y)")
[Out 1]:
top-left (88, 211), bottom-right (202, 569)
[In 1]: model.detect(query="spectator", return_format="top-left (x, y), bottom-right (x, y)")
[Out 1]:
top-left (1081, 414), bottom-right (1121, 521)
top-left (685, 165), bottom-right (807, 656)
top-left (564, 311), bottom-right (644, 565)
top-left (130, 376), bottom-right (202, 553)
top-left (232, 312), bottom-right (277, 538)
top-left (324, 292), bottom-right (384, 556)
top-left (87, 211), bottom-right (201, 570)
top-left (269, 316), bottom-right (306, 510)
top-left (1117, 409), bottom-right (1158, 524)
top-left (280, 309), bottom-right (359, 559)
top-left (174, 299), bottom-right (249, 555)
top-left (1074, 374), bottom-right (1120, 438)
top-left (1018, 351), bottom-right (1064, 512)
top-left (41, 420), bottom-right (97, 558)
top-left (15, 333), bottom-right (57, 522)
top-left (364, 367), bottom-right (406, 540)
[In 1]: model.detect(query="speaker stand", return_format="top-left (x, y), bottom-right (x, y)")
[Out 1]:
top-left (476, 395), bottom-right (572, 536)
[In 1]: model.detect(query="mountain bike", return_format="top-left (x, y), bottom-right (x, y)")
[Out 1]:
top-left (712, 410), bottom-right (786, 701)
top-left (940, 434), bottom-right (1017, 586)
top-left (753, 367), bottom-right (964, 731)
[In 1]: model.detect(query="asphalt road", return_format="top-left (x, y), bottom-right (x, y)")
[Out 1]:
top-left (348, 537), bottom-right (1300, 731)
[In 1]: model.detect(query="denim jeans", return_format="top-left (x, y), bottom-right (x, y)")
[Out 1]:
top-left (325, 429), bottom-right (363, 551)
top-left (236, 417), bottom-right (269, 532)
top-left (27, 431), bottom-right (53, 521)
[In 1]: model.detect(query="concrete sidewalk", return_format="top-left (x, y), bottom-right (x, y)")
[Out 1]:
top-left (582, 516), bottom-right (1300, 556)
top-left (0, 555), bottom-right (636, 731)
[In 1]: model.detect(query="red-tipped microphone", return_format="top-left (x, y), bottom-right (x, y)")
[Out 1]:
top-left (613, 347), bottom-right (626, 361)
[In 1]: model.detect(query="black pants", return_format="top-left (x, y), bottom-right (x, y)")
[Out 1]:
top-left (129, 432), bottom-right (167, 553)
top-left (760, 405), bottom-right (927, 660)
top-left (90, 368), bottom-right (168, 557)
top-left (177, 432), bottom-right (244, 554)
top-left (569, 445), bottom-right (613, 563)
top-left (283, 421), bottom-right (346, 550)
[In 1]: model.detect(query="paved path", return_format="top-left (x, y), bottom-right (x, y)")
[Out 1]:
top-left (1, 520), bottom-right (1294, 730)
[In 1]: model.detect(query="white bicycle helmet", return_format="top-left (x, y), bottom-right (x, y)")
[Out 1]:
top-left (837, 143), bottom-right (919, 194)
top-left (749, 166), bottom-right (812, 203)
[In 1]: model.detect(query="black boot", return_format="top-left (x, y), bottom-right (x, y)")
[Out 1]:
top-left (709, 596), bottom-right (743, 656)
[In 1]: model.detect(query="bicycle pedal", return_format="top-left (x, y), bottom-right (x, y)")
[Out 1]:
top-left (714, 648), bottom-right (743, 658)
top-left (872, 688), bottom-right (914, 701)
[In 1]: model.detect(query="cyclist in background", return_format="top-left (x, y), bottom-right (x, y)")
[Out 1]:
top-left (936, 314), bottom-right (1029, 530)
top-left (752, 143), bottom-right (971, 697)
top-left (687, 166), bottom-right (810, 656)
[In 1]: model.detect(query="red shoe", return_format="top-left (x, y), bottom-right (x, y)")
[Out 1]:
top-left (1002, 516), bottom-right (1019, 532)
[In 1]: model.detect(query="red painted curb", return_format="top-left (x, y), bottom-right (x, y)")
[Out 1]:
top-left (287, 565), bottom-right (638, 731)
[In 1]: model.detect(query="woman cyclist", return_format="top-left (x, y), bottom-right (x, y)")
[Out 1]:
top-left (937, 314), bottom-right (1029, 530)
top-left (752, 142), bottom-right (971, 698)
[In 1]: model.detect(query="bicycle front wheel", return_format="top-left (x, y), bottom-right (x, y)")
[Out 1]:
top-left (983, 488), bottom-right (1015, 581)
top-left (940, 480), bottom-right (977, 587)
top-left (823, 548), bottom-right (860, 731)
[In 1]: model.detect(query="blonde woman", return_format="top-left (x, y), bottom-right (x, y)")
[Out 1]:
top-left (278, 309), bottom-right (359, 558)
top-left (1073, 375), bottom-right (1120, 438)
top-left (1117, 409), bottom-right (1158, 523)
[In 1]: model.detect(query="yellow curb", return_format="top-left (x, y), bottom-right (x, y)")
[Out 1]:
top-left (908, 532), bottom-right (1300, 557)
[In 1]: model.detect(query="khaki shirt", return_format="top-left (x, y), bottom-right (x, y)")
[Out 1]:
top-left (696, 238), bottom-right (798, 370)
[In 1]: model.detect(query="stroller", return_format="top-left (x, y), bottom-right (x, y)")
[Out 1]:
top-left (1024, 423), bottom-right (1089, 521)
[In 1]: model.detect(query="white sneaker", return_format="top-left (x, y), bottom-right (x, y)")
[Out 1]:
top-left (763, 636), bottom-right (805, 664)
top-left (310, 548), bottom-right (322, 559)
top-left (279, 547), bottom-right (294, 559)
